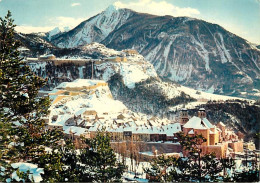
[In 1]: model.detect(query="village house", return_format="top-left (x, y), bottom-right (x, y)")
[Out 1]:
top-left (182, 108), bottom-right (243, 158)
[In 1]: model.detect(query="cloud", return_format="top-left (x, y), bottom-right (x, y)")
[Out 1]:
top-left (114, 0), bottom-right (200, 17)
top-left (15, 16), bottom-right (86, 34)
top-left (15, 25), bottom-right (54, 33)
top-left (71, 3), bottom-right (80, 7)
top-left (49, 16), bottom-right (86, 28)
top-left (215, 21), bottom-right (258, 43)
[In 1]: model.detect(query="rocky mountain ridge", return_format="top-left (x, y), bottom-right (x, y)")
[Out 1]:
top-left (48, 5), bottom-right (260, 100)
top-left (51, 5), bottom-right (133, 48)
top-left (26, 43), bottom-right (259, 143)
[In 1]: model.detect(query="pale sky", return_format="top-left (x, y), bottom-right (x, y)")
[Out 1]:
top-left (0, 0), bottom-right (259, 44)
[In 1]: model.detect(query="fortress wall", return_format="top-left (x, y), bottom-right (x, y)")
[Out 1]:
top-left (229, 141), bottom-right (244, 153)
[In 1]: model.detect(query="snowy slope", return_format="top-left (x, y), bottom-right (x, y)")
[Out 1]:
top-left (21, 5), bottom-right (259, 99)
top-left (95, 61), bottom-right (157, 89)
top-left (47, 26), bottom-right (70, 40)
top-left (103, 15), bottom-right (260, 99)
top-left (80, 42), bottom-right (122, 57)
top-left (27, 41), bottom-right (250, 121)
top-left (48, 79), bottom-right (182, 137)
top-left (52, 5), bottom-right (133, 48)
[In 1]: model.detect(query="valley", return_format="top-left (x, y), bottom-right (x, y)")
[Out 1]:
top-left (1, 2), bottom-right (259, 181)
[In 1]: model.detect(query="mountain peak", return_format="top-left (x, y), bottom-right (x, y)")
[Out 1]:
top-left (104, 4), bottom-right (121, 13)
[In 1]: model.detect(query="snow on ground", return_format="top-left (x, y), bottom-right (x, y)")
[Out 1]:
top-left (48, 26), bottom-right (70, 40)
top-left (81, 42), bottom-right (122, 56)
top-left (116, 153), bottom-right (150, 181)
top-left (49, 82), bottom-right (126, 119)
top-left (95, 60), bottom-right (158, 89)
top-left (47, 76), bottom-right (247, 139)
top-left (151, 80), bottom-right (182, 99)
top-left (57, 4), bottom-right (131, 48)
top-left (9, 163), bottom-right (44, 182)
top-left (28, 62), bottom-right (47, 74)
top-left (191, 35), bottom-right (210, 71)
top-left (169, 101), bottom-right (207, 111)
top-left (178, 85), bottom-right (242, 101)
top-left (48, 79), bottom-right (182, 137)
top-left (78, 66), bottom-right (85, 79)
top-left (119, 62), bottom-right (157, 88)
top-left (56, 79), bottom-right (106, 89)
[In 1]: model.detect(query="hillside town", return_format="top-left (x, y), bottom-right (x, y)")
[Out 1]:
top-left (1, 1), bottom-right (260, 182)
top-left (44, 79), bottom-right (257, 160)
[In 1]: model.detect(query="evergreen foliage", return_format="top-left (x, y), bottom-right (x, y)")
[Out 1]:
top-left (0, 11), bottom-right (62, 181)
top-left (146, 132), bottom-right (259, 182)
top-left (79, 129), bottom-right (126, 182)
top-left (0, 12), bottom-right (127, 182)
top-left (145, 132), bottom-right (236, 182)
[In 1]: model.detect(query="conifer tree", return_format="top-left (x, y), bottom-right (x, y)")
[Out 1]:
top-left (144, 155), bottom-right (179, 182)
top-left (0, 11), bottom-right (62, 180)
top-left (145, 132), bottom-right (236, 182)
top-left (79, 130), bottom-right (126, 182)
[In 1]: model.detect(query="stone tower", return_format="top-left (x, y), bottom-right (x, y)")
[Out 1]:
top-left (198, 108), bottom-right (206, 118)
top-left (180, 108), bottom-right (189, 124)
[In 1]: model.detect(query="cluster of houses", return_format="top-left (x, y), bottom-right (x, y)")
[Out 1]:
top-left (180, 108), bottom-right (244, 158)
top-left (46, 107), bottom-right (246, 158)
top-left (47, 107), bottom-right (182, 147)
top-left (44, 79), bottom-right (248, 158)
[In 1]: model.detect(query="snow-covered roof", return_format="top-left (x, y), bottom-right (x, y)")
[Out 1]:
top-left (64, 126), bottom-right (88, 136)
top-left (199, 108), bottom-right (205, 111)
top-left (75, 108), bottom-right (88, 116)
top-left (183, 116), bottom-right (214, 130)
top-left (162, 123), bottom-right (182, 136)
top-left (217, 128), bottom-right (222, 132)
top-left (50, 114), bottom-right (73, 126)
top-left (219, 122), bottom-right (226, 126)
top-left (202, 118), bottom-right (215, 128)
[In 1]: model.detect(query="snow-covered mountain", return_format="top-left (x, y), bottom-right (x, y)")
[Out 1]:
top-left (28, 43), bottom-right (246, 117)
top-left (49, 5), bottom-right (260, 99)
top-left (46, 26), bottom-right (70, 41)
top-left (47, 78), bottom-right (259, 147)
top-left (15, 33), bottom-right (56, 57)
top-left (51, 5), bottom-right (133, 48)
top-left (103, 13), bottom-right (260, 100)
top-left (27, 43), bottom-right (259, 143)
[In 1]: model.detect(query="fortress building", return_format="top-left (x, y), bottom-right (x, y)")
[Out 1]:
top-left (181, 108), bottom-right (243, 158)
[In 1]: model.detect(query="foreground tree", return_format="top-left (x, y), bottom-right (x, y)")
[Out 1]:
top-left (145, 155), bottom-right (180, 182)
top-left (79, 130), bottom-right (127, 182)
top-left (0, 11), bottom-right (62, 180)
top-left (145, 132), bottom-right (236, 182)
top-left (176, 132), bottom-right (227, 182)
